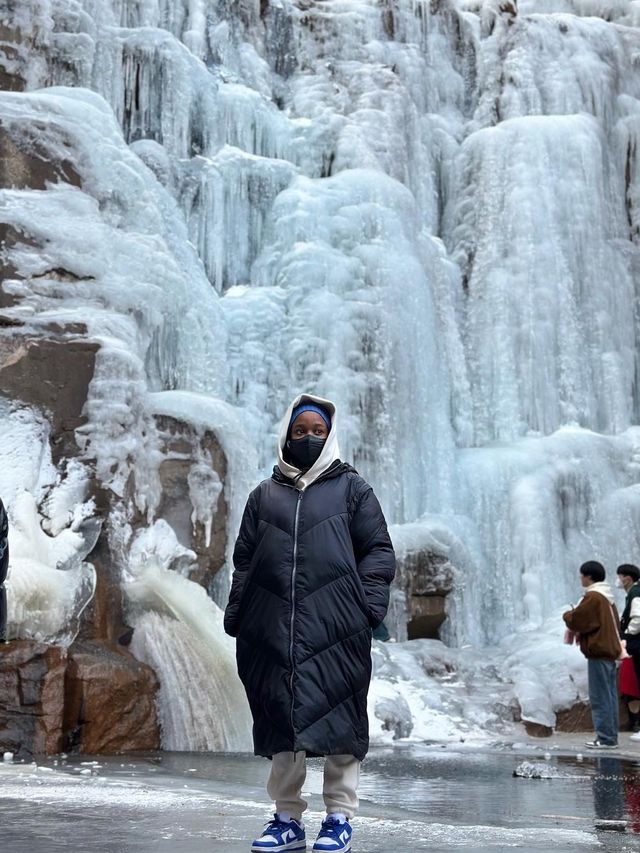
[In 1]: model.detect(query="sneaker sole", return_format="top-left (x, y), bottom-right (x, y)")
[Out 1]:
top-left (312, 847), bottom-right (351, 853)
top-left (251, 843), bottom-right (306, 852)
top-left (312, 848), bottom-right (351, 853)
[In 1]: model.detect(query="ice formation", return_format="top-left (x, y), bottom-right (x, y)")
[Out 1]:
top-left (126, 533), bottom-right (253, 752)
top-left (3, 0), bottom-right (640, 746)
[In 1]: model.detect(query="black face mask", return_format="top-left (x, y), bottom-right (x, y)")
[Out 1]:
top-left (285, 435), bottom-right (326, 471)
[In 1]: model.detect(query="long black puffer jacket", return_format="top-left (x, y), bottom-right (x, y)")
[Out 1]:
top-left (224, 460), bottom-right (395, 760)
top-left (0, 499), bottom-right (8, 643)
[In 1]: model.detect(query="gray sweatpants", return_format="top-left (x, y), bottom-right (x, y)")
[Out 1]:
top-left (267, 751), bottom-right (360, 821)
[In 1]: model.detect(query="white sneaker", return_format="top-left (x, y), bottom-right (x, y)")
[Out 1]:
top-left (585, 739), bottom-right (617, 749)
top-left (251, 815), bottom-right (306, 851)
top-left (312, 815), bottom-right (352, 853)
top-left (630, 732), bottom-right (640, 742)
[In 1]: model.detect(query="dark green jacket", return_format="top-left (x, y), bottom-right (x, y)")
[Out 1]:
top-left (620, 582), bottom-right (640, 639)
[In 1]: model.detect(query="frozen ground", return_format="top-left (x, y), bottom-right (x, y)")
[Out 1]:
top-left (1, 737), bottom-right (640, 852)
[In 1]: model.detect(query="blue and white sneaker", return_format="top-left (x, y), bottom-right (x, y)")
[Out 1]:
top-left (312, 815), bottom-right (352, 852)
top-left (251, 814), bottom-right (306, 851)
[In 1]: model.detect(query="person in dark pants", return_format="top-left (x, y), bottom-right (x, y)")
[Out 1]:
top-left (563, 561), bottom-right (621, 749)
top-left (224, 393), bottom-right (396, 853)
top-left (0, 498), bottom-right (8, 643)
top-left (617, 563), bottom-right (640, 736)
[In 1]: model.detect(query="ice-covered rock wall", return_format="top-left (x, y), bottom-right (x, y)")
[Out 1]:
top-left (3, 0), bottom-right (640, 745)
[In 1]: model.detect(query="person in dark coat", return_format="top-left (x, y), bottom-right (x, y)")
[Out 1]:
top-left (617, 563), bottom-right (640, 735)
top-left (0, 498), bottom-right (8, 643)
top-left (224, 393), bottom-right (395, 853)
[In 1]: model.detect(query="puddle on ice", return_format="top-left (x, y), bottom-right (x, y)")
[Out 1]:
top-left (0, 747), bottom-right (639, 852)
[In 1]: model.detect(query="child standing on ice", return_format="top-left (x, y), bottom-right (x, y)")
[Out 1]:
top-left (224, 393), bottom-right (395, 853)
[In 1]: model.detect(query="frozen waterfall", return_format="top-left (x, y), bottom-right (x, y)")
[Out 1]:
top-left (126, 552), bottom-right (253, 752)
top-left (3, 0), bottom-right (640, 745)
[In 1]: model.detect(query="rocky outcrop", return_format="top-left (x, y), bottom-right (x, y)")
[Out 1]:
top-left (522, 720), bottom-right (554, 737)
top-left (407, 591), bottom-right (448, 641)
top-left (0, 19), bottom-right (28, 92)
top-left (0, 329), bottom-right (98, 463)
top-left (0, 323), bottom-right (228, 756)
top-left (0, 124), bottom-right (82, 192)
top-left (0, 384), bottom-right (228, 757)
top-left (76, 519), bottom-right (133, 649)
top-left (154, 414), bottom-right (227, 592)
top-left (0, 641), bottom-right (66, 755)
top-left (397, 549), bottom-right (454, 640)
top-left (64, 641), bottom-right (159, 754)
top-left (521, 699), bottom-right (622, 736)
top-left (554, 700), bottom-right (593, 733)
top-left (0, 639), bottom-right (160, 757)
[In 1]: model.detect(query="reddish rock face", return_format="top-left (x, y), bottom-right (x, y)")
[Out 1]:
top-left (0, 321), bottom-right (226, 757)
top-left (0, 22), bottom-right (28, 92)
top-left (521, 699), bottom-right (620, 736)
top-left (407, 593), bottom-right (447, 641)
top-left (522, 720), bottom-right (553, 738)
top-left (153, 414), bottom-right (228, 593)
top-left (0, 125), bottom-right (82, 192)
top-left (396, 550), bottom-right (454, 641)
top-left (64, 641), bottom-right (160, 754)
top-left (0, 332), bottom-right (98, 463)
top-left (554, 700), bottom-right (595, 733)
top-left (0, 641), bottom-right (66, 756)
top-left (0, 640), bottom-right (160, 757)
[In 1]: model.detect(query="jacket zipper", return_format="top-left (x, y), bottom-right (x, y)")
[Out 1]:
top-left (289, 490), bottom-right (303, 739)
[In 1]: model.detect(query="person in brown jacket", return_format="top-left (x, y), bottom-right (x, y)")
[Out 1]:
top-left (563, 561), bottom-right (621, 749)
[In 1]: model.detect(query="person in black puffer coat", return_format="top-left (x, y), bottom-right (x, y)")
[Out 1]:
top-left (0, 498), bottom-right (8, 643)
top-left (224, 393), bottom-right (395, 853)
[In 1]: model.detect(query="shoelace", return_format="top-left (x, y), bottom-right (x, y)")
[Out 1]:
top-left (264, 816), bottom-right (297, 833)
top-left (320, 816), bottom-right (345, 831)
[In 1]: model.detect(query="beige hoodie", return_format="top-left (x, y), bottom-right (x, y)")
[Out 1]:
top-left (563, 581), bottom-right (621, 659)
top-left (585, 581), bottom-right (616, 605)
top-left (276, 393), bottom-right (341, 490)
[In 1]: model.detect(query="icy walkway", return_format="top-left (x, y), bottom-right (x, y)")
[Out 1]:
top-left (1, 738), bottom-right (640, 852)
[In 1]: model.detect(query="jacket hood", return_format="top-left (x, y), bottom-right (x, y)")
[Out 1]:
top-left (585, 581), bottom-right (616, 605)
top-left (276, 393), bottom-right (340, 490)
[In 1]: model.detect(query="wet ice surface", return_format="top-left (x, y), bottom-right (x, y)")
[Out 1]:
top-left (1, 745), bottom-right (640, 852)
